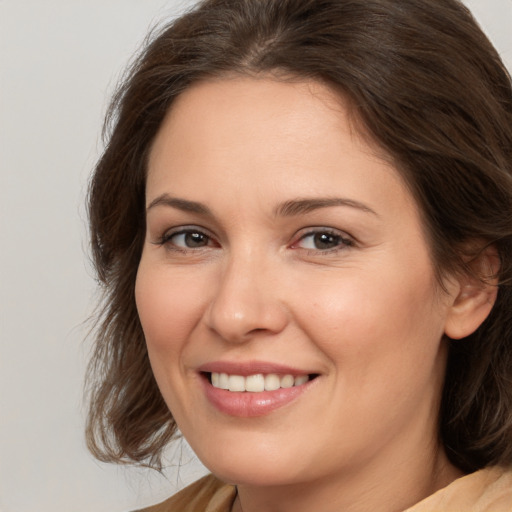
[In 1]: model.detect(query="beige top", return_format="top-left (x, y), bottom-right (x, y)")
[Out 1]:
top-left (137, 466), bottom-right (512, 512)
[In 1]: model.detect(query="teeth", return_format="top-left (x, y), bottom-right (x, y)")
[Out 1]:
top-left (210, 372), bottom-right (311, 392)
top-left (265, 373), bottom-right (281, 391)
top-left (246, 374), bottom-right (265, 392)
top-left (228, 375), bottom-right (245, 392)
top-left (280, 375), bottom-right (294, 388)
top-left (294, 375), bottom-right (309, 386)
top-left (219, 373), bottom-right (229, 390)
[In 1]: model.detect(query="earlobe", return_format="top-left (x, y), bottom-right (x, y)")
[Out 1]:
top-left (444, 247), bottom-right (500, 340)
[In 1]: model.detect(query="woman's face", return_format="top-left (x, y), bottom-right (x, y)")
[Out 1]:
top-left (136, 77), bottom-right (459, 487)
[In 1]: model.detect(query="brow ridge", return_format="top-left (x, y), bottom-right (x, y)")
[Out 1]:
top-left (146, 194), bottom-right (378, 218)
top-left (146, 194), bottom-right (211, 215)
top-left (275, 197), bottom-right (378, 217)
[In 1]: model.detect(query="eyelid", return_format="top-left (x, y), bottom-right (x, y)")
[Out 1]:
top-left (153, 225), bottom-right (219, 248)
top-left (151, 224), bottom-right (355, 253)
top-left (290, 226), bottom-right (355, 250)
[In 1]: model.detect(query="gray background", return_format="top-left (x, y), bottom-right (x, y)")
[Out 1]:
top-left (1, 1), bottom-right (511, 511)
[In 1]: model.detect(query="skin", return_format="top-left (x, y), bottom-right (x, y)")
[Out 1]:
top-left (135, 77), bottom-right (495, 512)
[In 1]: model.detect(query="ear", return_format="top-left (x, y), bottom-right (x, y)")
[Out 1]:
top-left (444, 245), bottom-right (500, 340)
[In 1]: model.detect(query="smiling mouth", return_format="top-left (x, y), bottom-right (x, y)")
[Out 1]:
top-left (206, 372), bottom-right (318, 392)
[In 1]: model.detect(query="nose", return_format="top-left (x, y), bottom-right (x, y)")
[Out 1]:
top-left (204, 251), bottom-right (289, 343)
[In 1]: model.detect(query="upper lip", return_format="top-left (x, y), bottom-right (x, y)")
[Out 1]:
top-left (197, 360), bottom-right (316, 377)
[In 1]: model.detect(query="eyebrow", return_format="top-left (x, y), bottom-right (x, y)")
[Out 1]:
top-left (274, 197), bottom-right (379, 217)
top-left (146, 194), bottom-right (212, 215)
top-left (146, 194), bottom-right (378, 218)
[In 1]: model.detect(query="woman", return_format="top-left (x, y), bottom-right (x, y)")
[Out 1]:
top-left (86, 0), bottom-right (512, 510)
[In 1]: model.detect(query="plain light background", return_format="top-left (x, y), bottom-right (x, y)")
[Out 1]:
top-left (1, 1), bottom-right (511, 511)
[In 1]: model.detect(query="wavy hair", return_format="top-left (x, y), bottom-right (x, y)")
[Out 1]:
top-left (86, 0), bottom-right (512, 472)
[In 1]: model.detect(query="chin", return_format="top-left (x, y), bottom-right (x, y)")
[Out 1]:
top-left (193, 440), bottom-right (316, 487)
top-left (209, 463), bottom-right (301, 487)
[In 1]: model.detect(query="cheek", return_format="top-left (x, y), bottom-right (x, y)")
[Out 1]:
top-left (295, 269), bottom-right (448, 438)
top-left (294, 263), bottom-right (446, 371)
top-left (134, 262), bottom-right (211, 420)
top-left (134, 263), bottom-right (206, 354)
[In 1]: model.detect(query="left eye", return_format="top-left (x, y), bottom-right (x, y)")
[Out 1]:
top-left (295, 231), bottom-right (352, 251)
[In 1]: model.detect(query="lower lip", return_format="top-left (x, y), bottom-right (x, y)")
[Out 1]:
top-left (201, 376), bottom-right (314, 417)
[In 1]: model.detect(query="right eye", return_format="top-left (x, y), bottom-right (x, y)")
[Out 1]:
top-left (157, 228), bottom-right (217, 251)
top-left (169, 230), bottom-right (210, 248)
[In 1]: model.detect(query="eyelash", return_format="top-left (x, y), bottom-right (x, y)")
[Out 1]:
top-left (154, 227), bottom-right (217, 253)
top-left (154, 226), bottom-right (355, 255)
top-left (292, 228), bottom-right (355, 254)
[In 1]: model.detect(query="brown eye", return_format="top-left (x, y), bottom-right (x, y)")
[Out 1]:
top-left (312, 232), bottom-right (341, 250)
top-left (182, 232), bottom-right (209, 248)
top-left (165, 230), bottom-right (211, 248)
top-left (295, 230), bottom-right (353, 251)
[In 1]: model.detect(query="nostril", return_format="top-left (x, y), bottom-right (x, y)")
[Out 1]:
top-left (247, 327), bottom-right (267, 335)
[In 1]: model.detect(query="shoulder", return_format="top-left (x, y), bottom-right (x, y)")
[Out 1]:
top-left (135, 474), bottom-right (236, 512)
top-left (406, 466), bottom-right (512, 512)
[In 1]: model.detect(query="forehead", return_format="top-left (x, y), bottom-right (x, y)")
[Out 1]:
top-left (150, 77), bottom-right (389, 172)
top-left (146, 76), bottom-right (414, 218)
top-left (148, 77), bottom-right (352, 174)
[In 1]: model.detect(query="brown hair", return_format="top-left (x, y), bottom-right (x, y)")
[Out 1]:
top-left (86, 0), bottom-right (512, 472)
